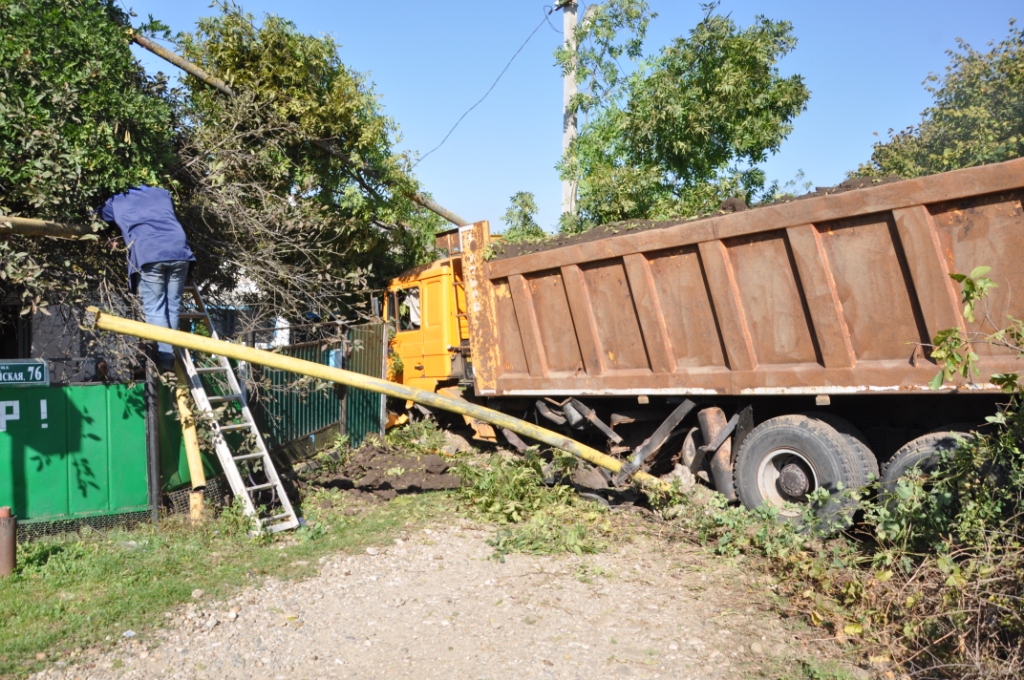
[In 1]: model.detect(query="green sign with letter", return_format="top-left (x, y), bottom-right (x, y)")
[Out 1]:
top-left (0, 360), bottom-right (48, 386)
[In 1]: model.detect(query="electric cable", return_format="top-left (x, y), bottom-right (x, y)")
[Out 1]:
top-left (413, 6), bottom-right (558, 168)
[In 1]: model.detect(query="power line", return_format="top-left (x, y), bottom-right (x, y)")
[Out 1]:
top-left (413, 6), bottom-right (557, 168)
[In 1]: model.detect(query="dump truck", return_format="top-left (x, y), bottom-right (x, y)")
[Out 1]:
top-left (385, 158), bottom-right (1024, 517)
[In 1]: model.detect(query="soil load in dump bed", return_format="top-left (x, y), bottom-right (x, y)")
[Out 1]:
top-left (490, 176), bottom-right (903, 262)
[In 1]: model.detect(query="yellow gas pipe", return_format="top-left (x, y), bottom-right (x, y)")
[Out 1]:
top-left (85, 308), bottom-right (666, 489)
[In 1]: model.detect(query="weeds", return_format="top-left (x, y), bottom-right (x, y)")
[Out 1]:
top-left (455, 452), bottom-right (612, 560)
top-left (385, 418), bottom-right (447, 455)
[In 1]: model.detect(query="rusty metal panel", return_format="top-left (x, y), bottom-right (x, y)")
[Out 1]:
top-left (815, 214), bottom-right (928, 363)
top-left (646, 247), bottom-right (727, 369)
top-left (725, 232), bottom-right (819, 366)
top-left (463, 159), bottom-right (1024, 397)
top-left (932, 190), bottom-right (1024, 359)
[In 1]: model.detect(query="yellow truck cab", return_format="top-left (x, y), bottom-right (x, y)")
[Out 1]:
top-left (383, 231), bottom-right (471, 393)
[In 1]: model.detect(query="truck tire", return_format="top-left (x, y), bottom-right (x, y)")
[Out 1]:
top-left (879, 431), bottom-right (961, 493)
top-left (733, 415), bottom-right (872, 526)
top-left (803, 412), bottom-right (880, 482)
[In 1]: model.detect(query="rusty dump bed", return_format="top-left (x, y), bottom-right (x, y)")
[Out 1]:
top-left (462, 158), bottom-right (1024, 398)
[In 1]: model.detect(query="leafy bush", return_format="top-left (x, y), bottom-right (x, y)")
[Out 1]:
top-left (385, 418), bottom-right (447, 455)
top-left (455, 453), bottom-right (610, 560)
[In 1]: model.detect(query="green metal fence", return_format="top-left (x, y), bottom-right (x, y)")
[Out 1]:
top-left (0, 383), bottom-right (150, 522)
top-left (346, 323), bottom-right (387, 446)
top-left (251, 341), bottom-right (343, 451)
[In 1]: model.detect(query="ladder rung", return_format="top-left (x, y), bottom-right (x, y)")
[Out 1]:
top-left (220, 422), bottom-right (251, 433)
top-left (232, 452), bottom-right (264, 462)
top-left (246, 483), bottom-right (275, 492)
top-left (179, 312), bottom-right (207, 319)
top-left (196, 366), bottom-right (228, 374)
top-left (208, 394), bottom-right (243, 404)
top-left (260, 512), bottom-right (292, 523)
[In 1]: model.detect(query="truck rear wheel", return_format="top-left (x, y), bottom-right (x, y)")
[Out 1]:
top-left (733, 415), bottom-right (873, 525)
top-left (879, 431), bottom-right (961, 493)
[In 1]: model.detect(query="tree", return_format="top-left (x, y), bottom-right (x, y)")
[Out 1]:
top-left (499, 191), bottom-right (545, 242)
top-left (0, 0), bottom-right (175, 312)
top-left (1, 1), bottom-right (444, 330)
top-left (556, 1), bottom-right (809, 231)
top-left (856, 20), bottom-right (1024, 178)
top-left (172, 2), bottom-right (443, 322)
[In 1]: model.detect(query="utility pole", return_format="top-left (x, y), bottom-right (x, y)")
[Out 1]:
top-left (560, 1), bottom-right (578, 218)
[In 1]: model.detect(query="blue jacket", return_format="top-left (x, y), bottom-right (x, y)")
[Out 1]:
top-left (99, 186), bottom-right (195, 291)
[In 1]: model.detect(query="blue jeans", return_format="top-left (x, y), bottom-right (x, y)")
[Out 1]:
top-left (138, 261), bottom-right (190, 366)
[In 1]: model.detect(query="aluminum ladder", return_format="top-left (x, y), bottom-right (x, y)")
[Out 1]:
top-left (176, 283), bottom-right (300, 533)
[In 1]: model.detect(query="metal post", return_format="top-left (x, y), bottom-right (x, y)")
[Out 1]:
top-left (0, 506), bottom-right (16, 578)
top-left (561, 1), bottom-right (578, 218)
top-left (145, 356), bottom-right (162, 523)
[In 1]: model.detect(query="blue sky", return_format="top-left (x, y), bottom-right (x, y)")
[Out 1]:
top-left (124, 1), bottom-right (1019, 232)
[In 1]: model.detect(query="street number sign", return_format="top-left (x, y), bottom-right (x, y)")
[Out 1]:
top-left (0, 360), bottom-right (49, 386)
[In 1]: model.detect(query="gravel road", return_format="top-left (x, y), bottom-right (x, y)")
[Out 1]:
top-left (31, 523), bottom-right (848, 680)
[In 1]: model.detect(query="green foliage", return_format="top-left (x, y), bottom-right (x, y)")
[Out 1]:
top-left (175, 2), bottom-right (444, 319)
top-left (0, 0), bottom-right (174, 219)
top-left (456, 453), bottom-right (571, 524)
top-left (0, 0), bottom-right (175, 312)
top-left (856, 19), bottom-right (1024, 178)
top-left (1, 0), bottom-right (445, 329)
top-left (929, 267), bottom-right (1007, 389)
top-left (455, 453), bottom-right (610, 560)
top-left (488, 507), bottom-right (606, 561)
top-left (499, 191), bottom-right (545, 243)
top-left (385, 418), bottom-right (447, 454)
top-left (556, 1), bottom-right (809, 230)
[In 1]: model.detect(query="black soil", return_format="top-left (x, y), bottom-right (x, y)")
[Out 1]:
top-left (491, 175), bottom-right (903, 261)
top-left (300, 443), bottom-right (461, 505)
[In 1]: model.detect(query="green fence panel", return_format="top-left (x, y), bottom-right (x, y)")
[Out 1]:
top-left (346, 323), bottom-right (386, 446)
top-left (158, 383), bottom-right (222, 492)
top-left (0, 383), bottom-right (150, 522)
top-left (252, 342), bottom-right (343, 450)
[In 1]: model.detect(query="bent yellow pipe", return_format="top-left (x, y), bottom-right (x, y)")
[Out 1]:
top-left (85, 308), bottom-right (666, 489)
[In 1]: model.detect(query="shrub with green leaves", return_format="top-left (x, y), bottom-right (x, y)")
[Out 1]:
top-left (455, 453), bottom-right (610, 560)
top-left (0, 0), bottom-right (175, 312)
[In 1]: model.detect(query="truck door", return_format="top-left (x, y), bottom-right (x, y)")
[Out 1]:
top-left (390, 285), bottom-right (424, 383)
top-left (420, 278), bottom-right (450, 384)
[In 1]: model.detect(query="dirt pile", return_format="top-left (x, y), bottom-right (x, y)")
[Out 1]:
top-left (301, 443), bottom-right (462, 502)
top-left (491, 175), bottom-right (903, 261)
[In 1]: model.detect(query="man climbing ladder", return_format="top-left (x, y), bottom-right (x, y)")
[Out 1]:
top-left (99, 185), bottom-right (196, 372)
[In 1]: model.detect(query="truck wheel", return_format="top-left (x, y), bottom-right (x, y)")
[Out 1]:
top-left (733, 415), bottom-right (871, 525)
top-left (879, 431), bottom-right (961, 493)
top-left (803, 412), bottom-right (880, 482)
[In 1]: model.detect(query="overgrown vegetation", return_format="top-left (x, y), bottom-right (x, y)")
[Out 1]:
top-left (556, 0), bottom-right (809, 231)
top-left (0, 0), bottom-right (175, 315)
top-left (455, 451), bottom-right (613, 561)
top-left (497, 191), bottom-right (546, 243)
top-left (0, 491), bottom-right (447, 678)
top-left (384, 417), bottom-right (447, 454)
